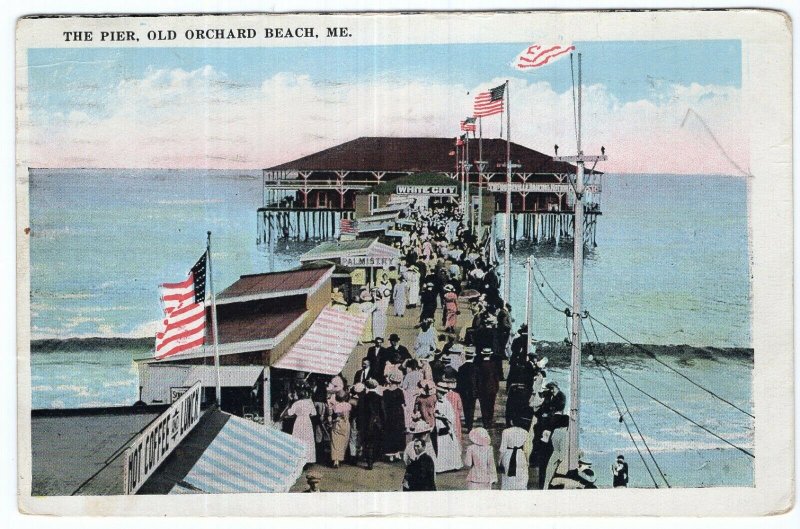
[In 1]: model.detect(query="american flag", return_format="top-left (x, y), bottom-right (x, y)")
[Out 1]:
top-left (460, 117), bottom-right (476, 132)
top-left (513, 43), bottom-right (575, 70)
top-left (340, 218), bottom-right (358, 234)
top-left (473, 84), bottom-right (505, 117)
top-left (155, 253), bottom-right (207, 359)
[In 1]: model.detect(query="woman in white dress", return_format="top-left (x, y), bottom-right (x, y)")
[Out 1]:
top-left (393, 276), bottom-right (408, 317)
top-left (463, 427), bottom-right (497, 489)
top-left (406, 266), bottom-right (421, 307)
top-left (433, 384), bottom-right (463, 473)
top-left (282, 388), bottom-right (318, 465)
top-left (372, 287), bottom-right (390, 340)
top-left (499, 421), bottom-right (532, 490)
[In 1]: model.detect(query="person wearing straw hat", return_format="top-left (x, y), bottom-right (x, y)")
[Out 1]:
top-left (499, 417), bottom-right (532, 490)
top-left (414, 319), bottom-right (438, 360)
top-left (463, 427), bottom-right (497, 490)
top-left (549, 455), bottom-right (598, 489)
top-left (456, 346), bottom-right (478, 431)
top-left (443, 283), bottom-right (459, 333)
top-left (433, 380), bottom-right (463, 473)
top-left (357, 289), bottom-right (376, 344)
top-left (328, 389), bottom-right (352, 469)
top-left (476, 346), bottom-right (500, 429)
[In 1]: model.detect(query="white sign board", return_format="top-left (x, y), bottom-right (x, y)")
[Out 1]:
top-left (341, 256), bottom-right (397, 268)
top-left (124, 381), bottom-right (202, 494)
top-left (487, 182), bottom-right (601, 193)
top-left (396, 185), bottom-right (457, 196)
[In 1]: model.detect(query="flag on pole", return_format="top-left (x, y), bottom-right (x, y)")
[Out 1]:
top-left (340, 218), bottom-right (358, 234)
top-left (460, 117), bottom-right (477, 132)
top-left (513, 43), bottom-right (575, 70)
top-left (473, 84), bottom-right (505, 117)
top-left (155, 253), bottom-right (207, 359)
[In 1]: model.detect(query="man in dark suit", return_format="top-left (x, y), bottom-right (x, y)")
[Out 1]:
top-left (365, 337), bottom-right (384, 368)
top-left (612, 455), bottom-right (629, 488)
top-left (456, 347), bottom-right (478, 430)
top-left (354, 357), bottom-right (373, 385)
top-left (377, 333), bottom-right (411, 381)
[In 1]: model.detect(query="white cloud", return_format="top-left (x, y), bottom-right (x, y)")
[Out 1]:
top-left (23, 66), bottom-right (748, 175)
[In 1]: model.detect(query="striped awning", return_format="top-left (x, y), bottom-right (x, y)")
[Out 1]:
top-left (170, 414), bottom-right (305, 494)
top-left (273, 306), bottom-right (368, 375)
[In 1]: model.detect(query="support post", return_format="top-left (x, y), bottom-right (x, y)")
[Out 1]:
top-left (567, 53), bottom-right (583, 471)
top-left (503, 79), bottom-right (512, 304)
top-left (207, 231), bottom-right (222, 408)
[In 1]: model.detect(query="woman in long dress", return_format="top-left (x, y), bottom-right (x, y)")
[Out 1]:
top-left (443, 284), bottom-right (459, 333)
top-left (499, 421), bottom-right (532, 489)
top-left (463, 427), bottom-right (497, 489)
top-left (401, 360), bottom-right (423, 430)
top-left (393, 277), bottom-right (408, 317)
top-left (358, 290), bottom-right (376, 343)
top-left (283, 389), bottom-right (318, 465)
top-left (382, 371), bottom-right (407, 461)
top-left (373, 282), bottom-right (391, 336)
top-left (329, 390), bottom-right (352, 468)
top-left (433, 384), bottom-right (463, 473)
top-left (406, 266), bottom-right (421, 307)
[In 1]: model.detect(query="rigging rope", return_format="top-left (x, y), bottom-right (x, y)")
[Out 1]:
top-left (585, 320), bottom-right (672, 487)
top-left (598, 360), bottom-right (755, 459)
top-left (597, 364), bottom-right (661, 488)
top-left (587, 314), bottom-right (755, 420)
top-left (531, 258), bottom-right (754, 420)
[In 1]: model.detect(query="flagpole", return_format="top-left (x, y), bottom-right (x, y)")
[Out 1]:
top-left (478, 117), bottom-right (483, 236)
top-left (503, 79), bottom-right (512, 305)
top-left (207, 231), bottom-right (222, 407)
top-left (465, 134), bottom-right (470, 228)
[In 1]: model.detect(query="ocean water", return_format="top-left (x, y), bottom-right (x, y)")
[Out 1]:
top-left (28, 170), bottom-right (751, 346)
top-left (27, 169), bottom-right (753, 486)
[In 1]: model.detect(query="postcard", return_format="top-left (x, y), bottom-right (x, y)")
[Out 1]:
top-left (15, 9), bottom-right (793, 516)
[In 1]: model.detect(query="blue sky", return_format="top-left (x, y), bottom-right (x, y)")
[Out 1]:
top-left (28, 40), bottom-right (740, 120)
top-left (24, 40), bottom-right (745, 174)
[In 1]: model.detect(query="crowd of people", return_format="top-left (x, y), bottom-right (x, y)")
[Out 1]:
top-left (282, 200), bottom-right (606, 491)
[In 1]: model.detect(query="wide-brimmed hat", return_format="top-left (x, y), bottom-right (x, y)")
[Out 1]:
top-left (359, 290), bottom-right (373, 301)
top-left (449, 343), bottom-right (465, 354)
top-left (387, 371), bottom-right (403, 384)
top-left (444, 284), bottom-right (455, 292)
top-left (536, 356), bottom-right (549, 369)
top-left (437, 379), bottom-right (456, 392)
top-left (389, 333), bottom-right (400, 342)
top-left (480, 347), bottom-right (494, 356)
top-left (468, 427), bottom-right (491, 447)
top-left (464, 346), bottom-right (476, 359)
top-left (331, 289), bottom-right (346, 305)
top-left (374, 336), bottom-right (384, 343)
top-left (306, 471), bottom-right (322, 482)
top-left (578, 468), bottom-right (597, 484)
top-left (352, 382), bottom-right (366, 393)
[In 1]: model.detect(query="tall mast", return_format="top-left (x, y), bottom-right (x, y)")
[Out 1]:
top-left (553, 53), bottom-right (607, 471)
top-left (503, 79), bottom-right (512, 304)
top-left (207, 231), bottom-right (222, 407)
top-left (477, 118), bottom-right (485, 236)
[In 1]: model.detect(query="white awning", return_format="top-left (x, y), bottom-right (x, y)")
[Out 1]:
top-left (182, 365), bottom-right (264, 389)
top-left (273, 306), bottom-right (367, 375)
top-left (169, 414), bottom-right (305, 494)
